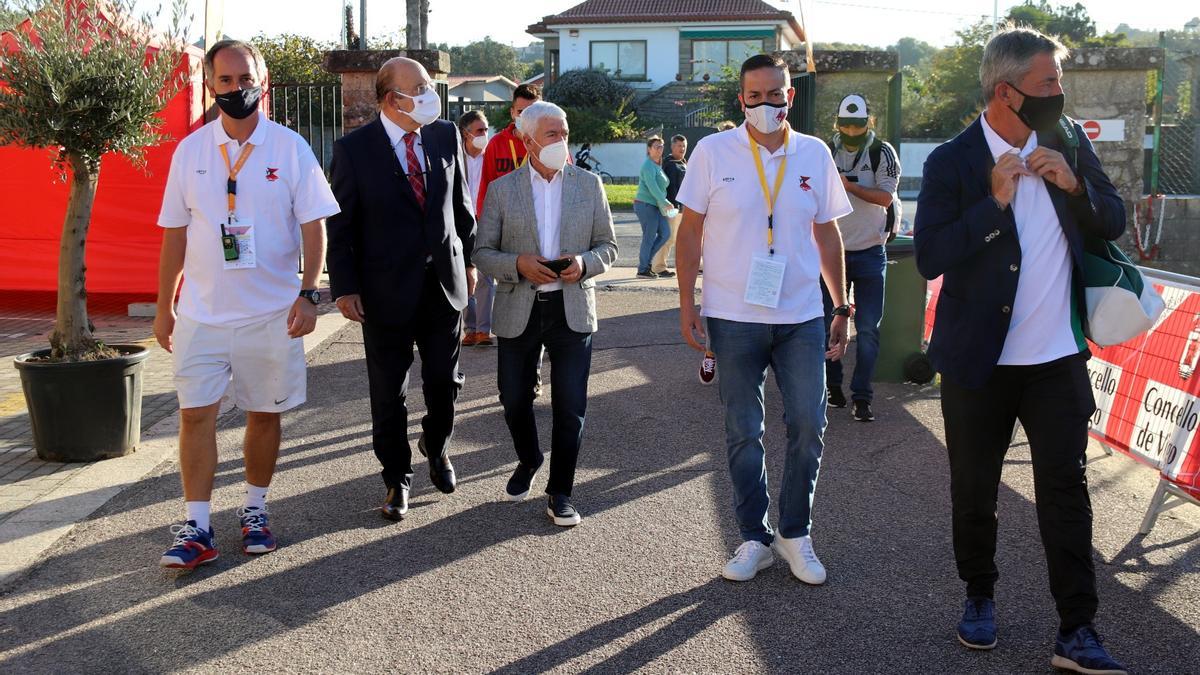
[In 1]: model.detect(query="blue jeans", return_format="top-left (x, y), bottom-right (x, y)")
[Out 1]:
top-left (822, 245), bottom-right (886, 402)
top-left (497, 292), bottom-right (592, 496)
top-left (634, 200), bottom-right (669, 273)
top-left (464, 272), bottom-right (496, 334)
top-left (707, 317), bottom-right (828, 544)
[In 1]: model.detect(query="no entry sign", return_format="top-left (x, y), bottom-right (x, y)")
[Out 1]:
top-left (1079, 119), bottom-right (1125, 142)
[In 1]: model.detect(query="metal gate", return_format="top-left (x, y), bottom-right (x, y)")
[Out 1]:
top-left (268, 84), bottom-right (343, 176)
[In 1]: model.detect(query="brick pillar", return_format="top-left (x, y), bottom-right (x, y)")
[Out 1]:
top-left (322, 49), bottom-right (451, 136)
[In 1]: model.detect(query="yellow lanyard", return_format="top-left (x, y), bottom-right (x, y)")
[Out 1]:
top-left (748, 127), bottom-right (789, 255)
top-left (508, 139), bottom-right (527, 168)
top-left (218, 143), bottom-right (256, 224)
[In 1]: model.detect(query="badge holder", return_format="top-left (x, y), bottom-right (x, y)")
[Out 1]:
top-left (221, 221), bottom-right (240, 261)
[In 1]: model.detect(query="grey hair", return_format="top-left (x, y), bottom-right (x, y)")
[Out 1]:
top-left (516, 101), bottom-right (567, 136)
top-left (979, 25), bottom-right (1069, 102)
top-left (204, 39), bottom-right (266, 82)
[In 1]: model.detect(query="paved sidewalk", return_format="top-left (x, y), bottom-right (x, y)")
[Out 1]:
top-left (0, 288), bottom-right (1195, 673)
top-left (0, 280), bottom-right (339, 530)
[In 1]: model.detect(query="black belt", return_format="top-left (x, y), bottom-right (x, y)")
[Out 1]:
top-left (535, 289), bottom-right (563, 302)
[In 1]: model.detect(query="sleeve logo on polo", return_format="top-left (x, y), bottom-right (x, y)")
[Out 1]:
top-left (722, 177), bottom-right (736, 182)
top-left (798, 176), bottom-right (812, 191)
top-left (265, 168), bottom-right (279, 182)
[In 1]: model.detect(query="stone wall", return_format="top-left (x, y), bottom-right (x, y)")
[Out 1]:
top-left (323, 49), bottom-right (451, 134)
top-left (777, 50), bottom-right (898, 140)
top-left (1062, 48), bottom-right (1164, 220)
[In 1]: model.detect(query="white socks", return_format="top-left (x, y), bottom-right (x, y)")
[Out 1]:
top-left (244, 483), bottom-right (269, 510)
top-left (185, 484), bottom-right (267, 530)
top-left (186, 501), bottom-right (211, 532)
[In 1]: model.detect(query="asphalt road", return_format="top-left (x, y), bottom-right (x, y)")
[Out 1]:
top-left (0, 288), bottom-right (1196, 673)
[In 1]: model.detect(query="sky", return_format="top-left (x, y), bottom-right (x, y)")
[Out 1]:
top-left (146, 0), bottom-right (1197, 50)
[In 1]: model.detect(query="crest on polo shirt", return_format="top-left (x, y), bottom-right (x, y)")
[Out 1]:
top-left (799, 176), bottom-right (812, 191)
top-left (265, 168), bottom-right (279, 182)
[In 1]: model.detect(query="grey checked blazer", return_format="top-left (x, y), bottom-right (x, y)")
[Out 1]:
top-left (473, 164), bottom-right (618, 338)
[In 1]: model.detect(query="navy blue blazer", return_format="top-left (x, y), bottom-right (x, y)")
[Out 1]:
top-left (913, 115), bottom-right (1125, 389)
top-left (326, 117), bottom-right (476, 325)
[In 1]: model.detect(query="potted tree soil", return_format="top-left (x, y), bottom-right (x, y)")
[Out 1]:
top-left (0, 0), bottom-right (185, 461)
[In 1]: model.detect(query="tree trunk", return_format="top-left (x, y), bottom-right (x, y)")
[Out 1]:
top-left (49, 151), bottom-right (100, 361)
top-left (405, 0), bottom-right (420, 50)
top-left (419, 0), bottom-right (429, 49)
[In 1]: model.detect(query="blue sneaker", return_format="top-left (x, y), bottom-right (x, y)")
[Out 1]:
top-left (957, 596), bottom-right (997, 650)
top-left (238, 506), bottom-right (277, 554)
top-left (159, 520), bottom-right (218, 569)
top-left (1051, 625), bottom-right (1127, 674)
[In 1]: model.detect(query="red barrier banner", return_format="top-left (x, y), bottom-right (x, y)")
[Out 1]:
top-left (922, 268), bottom-right (1200, 501)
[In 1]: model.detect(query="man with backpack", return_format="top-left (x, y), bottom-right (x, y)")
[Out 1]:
top-left (822, 94), bottom-right (901, 421)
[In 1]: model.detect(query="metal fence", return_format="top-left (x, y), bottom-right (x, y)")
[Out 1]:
top-left (447, 100), bottom-right (511, 128)
top-left (268, 84), bottom-right (343, 176)
top-left (1146, 47), bottom-right (1198, 196)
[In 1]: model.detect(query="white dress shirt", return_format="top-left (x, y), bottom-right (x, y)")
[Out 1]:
top-left (530, 167), bottom-right (564, 292)
top-left (980, 112), bottom-right (1080, 365)
top-left (380, 112), bottom-right (426, 175)
top-left (466, 151), bottom-right (485, 212)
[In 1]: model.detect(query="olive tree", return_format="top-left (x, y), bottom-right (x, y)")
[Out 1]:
top-left (0, 0), bottom-right (186, 360)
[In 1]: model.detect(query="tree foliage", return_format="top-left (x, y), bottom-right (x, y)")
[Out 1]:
top-left (0, 0), bottom-right (187, 359)
top-left (543, 69), bottom-right (641, 143)
top-left (250, 33), bottom-right (338, 85)
top-left (889, 37), bottom-right (937, 67)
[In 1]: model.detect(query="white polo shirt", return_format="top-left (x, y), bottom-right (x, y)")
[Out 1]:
top-left (158, 117), bottom-right (340, 327)
top-left (677, 123), bottom-right (851, 325)
top-left (980, 113), bottom-right (1081, 365)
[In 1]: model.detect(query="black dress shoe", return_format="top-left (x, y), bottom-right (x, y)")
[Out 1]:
top-left (381, 486), bottom-right (409, 521)
top-left (429, 454), bottom-right (456, 494)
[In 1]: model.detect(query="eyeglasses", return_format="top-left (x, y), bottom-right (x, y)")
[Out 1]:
top-left (393, 83), bottom-right (433, 98)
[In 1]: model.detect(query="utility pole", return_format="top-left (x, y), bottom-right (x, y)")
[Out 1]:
top-left (360, 0), bottom-right (368, 50)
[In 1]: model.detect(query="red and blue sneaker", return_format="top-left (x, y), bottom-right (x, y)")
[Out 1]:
top-left (159, 520), bottom-right (218, 569)
top-left (238, 506), bottom-right (277, 555)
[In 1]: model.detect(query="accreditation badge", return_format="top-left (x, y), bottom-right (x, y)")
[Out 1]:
top-left (745, 254), bottom-right (786, 308)
top-left (222, 221), bottom-right (257, 270)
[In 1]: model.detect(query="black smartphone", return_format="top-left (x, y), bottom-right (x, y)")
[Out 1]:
top-left (543, 258), bottom-right (572, 276)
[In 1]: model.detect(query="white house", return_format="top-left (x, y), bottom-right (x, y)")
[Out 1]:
top-left (447, 75), bottom-right (518, 103)
top-left (526, 0), bottom-right (805, 91)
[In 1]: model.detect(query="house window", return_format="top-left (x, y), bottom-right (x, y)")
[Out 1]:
top-left (590, 40), bottom-right (647, 80)
top-left (692, 39), bottom-right (763, 81)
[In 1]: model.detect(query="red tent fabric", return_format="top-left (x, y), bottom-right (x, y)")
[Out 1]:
top-left (0, 10), bottom-right (207, 295)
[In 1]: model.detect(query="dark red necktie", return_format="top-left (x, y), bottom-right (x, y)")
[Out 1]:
top-left (403, 132), bottom-right (426, 209)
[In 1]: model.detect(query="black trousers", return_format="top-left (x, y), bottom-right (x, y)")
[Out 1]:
top-left (361, 268), bottom-right (463, 490)
top-left (497, 292), bottom-right (592, 497)
top-left (941, 352), bottom-right (1098, 633)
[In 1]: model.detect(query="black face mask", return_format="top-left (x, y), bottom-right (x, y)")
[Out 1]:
top-left (215, 86), bottom-right (263, 120)
top-left (1006, 83), bottom-right (1064, 132)
top-left (840, 131), bottom-right (868, 148)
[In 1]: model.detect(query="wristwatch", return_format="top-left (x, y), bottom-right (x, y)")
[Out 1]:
top-left (299, 289), bottom-right (321, 305)
top-left (832, 304), bottom-right (852, 318)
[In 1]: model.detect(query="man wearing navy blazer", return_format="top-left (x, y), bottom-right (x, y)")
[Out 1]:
top-left (915, 27), bottom-right (1126, 674)
top-left (326, 57), bottom-right (476, 521)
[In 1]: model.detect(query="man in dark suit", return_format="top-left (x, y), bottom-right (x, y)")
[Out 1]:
top-left (326, 57), bottom-right (476, 521)
top-left (914, 27), bottom-right (1126, 675)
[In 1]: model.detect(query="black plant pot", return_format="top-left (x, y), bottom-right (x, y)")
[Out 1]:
top-left (13, 345), bottom-right (150, 462)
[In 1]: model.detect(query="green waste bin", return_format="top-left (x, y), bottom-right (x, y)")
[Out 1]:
top-left (874, 236), bottom-right (934, 384)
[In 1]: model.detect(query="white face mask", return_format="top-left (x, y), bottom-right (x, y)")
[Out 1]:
top-left (470, 133), bottom-right (488, 151)
top-left (394, 87), bottom-right (442, 126)
top-left (531, 138), bottom-right (569, 171)
top-left (743, 101), bottom-right (789, 134)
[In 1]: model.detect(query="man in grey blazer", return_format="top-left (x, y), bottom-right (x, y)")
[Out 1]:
top-left (473, 101), bottom-right (618, 527)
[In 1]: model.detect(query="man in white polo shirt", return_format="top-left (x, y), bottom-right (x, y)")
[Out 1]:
top-left (676, 54), bottom-right (852, 585)
top-left (153, 40), bottom-right (340, 569)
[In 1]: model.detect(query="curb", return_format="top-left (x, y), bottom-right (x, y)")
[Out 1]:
top-left (0, 312), bottom-right (349, 586)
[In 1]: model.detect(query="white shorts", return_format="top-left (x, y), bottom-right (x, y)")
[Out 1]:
top-left (173, 309), bottom-right (306, 412)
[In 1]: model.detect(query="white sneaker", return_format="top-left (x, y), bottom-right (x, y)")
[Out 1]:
top-left (722, 541), bottom-right (775, 581)
top-left (773, 535), bottom-right (827, 585)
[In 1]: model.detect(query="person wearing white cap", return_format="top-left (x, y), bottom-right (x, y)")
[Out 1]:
top-left (822, 93), bottom-right (901, 422)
